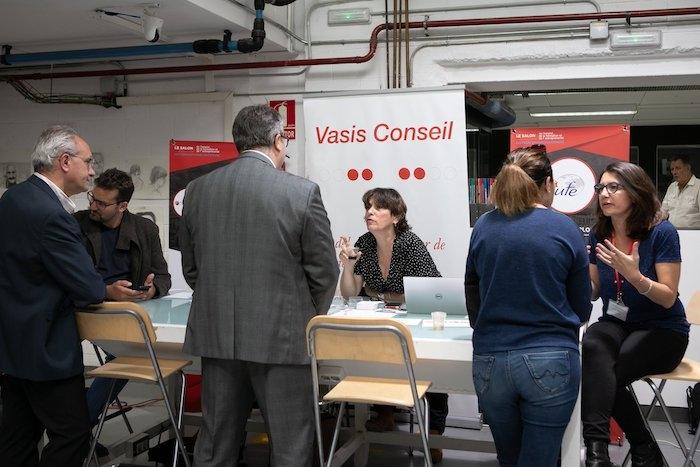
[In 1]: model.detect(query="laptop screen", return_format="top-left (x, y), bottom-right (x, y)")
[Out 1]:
top-left (403, 277), bottom-right (468, 316)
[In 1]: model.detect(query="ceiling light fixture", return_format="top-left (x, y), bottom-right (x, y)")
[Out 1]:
top-left (327, 8), bottom-right (371, 25)
top-left (529, 110), bottom-right (637, 117)
top-left (610, 29), bottom-right (662, 49)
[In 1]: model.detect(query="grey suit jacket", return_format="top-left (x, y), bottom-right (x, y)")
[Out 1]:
top-left (179, 151), bottom-right (339, 364)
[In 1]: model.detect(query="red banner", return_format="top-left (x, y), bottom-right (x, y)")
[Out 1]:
top-left (510, 125), bottom-right (630, 236)
top-left (169, 140), bottom-right (238, 172)
top-left (510, 125), bottom-right (629, 161)
top-left (169, 140), bottom-right (239, 250)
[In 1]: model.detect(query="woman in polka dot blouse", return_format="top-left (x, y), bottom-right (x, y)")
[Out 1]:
top-left (338, 187), bottom-right (447, 462)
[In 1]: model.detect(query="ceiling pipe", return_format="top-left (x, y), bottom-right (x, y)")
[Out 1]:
top-left (2, 7), bottom-right (699, 81)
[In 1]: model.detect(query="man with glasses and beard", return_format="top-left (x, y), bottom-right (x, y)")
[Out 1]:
top-left (73, 168), bottom-right (170, 444)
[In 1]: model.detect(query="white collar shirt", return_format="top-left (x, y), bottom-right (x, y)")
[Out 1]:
top-left (662, 175), bottom-right (700, 229)
top-left (34, 172), bottom-right (77, 214)
top-left (247, 150), bottom-right (277, 169)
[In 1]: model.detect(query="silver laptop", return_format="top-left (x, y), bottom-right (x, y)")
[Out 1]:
top-left (403, 277), bottom-right (467, 316)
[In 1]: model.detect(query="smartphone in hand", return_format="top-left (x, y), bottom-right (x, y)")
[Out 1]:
top-left (129, 284), bottom-right (150, 292)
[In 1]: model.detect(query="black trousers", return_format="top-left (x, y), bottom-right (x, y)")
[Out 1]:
top-left (427, 393), bottom-right (449, 433)
top-left (581, 320), bottom-right (687, 444)
top-left (0, 373), bottom-right (91, 467)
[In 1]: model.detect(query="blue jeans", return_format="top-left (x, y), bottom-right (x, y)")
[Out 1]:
top-left (473, 347), bottom-right (580, 467)
top-left (86, 353), bottom-right (129, 426)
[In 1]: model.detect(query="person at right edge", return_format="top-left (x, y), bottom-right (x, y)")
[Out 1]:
top-left (465, 146), bottom-right (592, 467)
top-left (582, 161), bottom-right (688, 467)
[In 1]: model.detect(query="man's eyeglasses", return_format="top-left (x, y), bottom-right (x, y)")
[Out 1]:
top-left (279, 133), bottom-right (289, 148)
top-left (87, 191), bottom-right (120, 209)
top-left (594, 182), bottom-right (624, 194)
top-left (67, 153), bottom-right (94, 167)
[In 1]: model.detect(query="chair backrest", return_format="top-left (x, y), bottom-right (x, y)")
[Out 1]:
top-left (75, 301), bottom-right (157, 344)
top-left (687, 291), bottom-right (700, 326)
top-left (306, 315), bottom-right (417, 365)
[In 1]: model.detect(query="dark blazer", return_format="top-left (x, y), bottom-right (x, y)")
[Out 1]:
top-left (0, 175), bottom-right (105, 381)
top-left (180, 151), bottom-right (339, 364)
top-left (74, 210), bottom-right (171, 297)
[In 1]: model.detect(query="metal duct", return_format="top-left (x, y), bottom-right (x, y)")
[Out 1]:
top-left (466, 91), bottom-right (517, 128)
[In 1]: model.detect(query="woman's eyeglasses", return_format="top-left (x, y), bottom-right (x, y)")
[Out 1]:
top-left (593, 182), bottom-right (624, 194)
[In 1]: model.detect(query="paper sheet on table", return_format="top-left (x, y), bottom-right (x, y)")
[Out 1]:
top-left (340, 309), bottom-right (397, 318)
top-left (422, 319), bottom-right (470, 328)
top-left (163, 291), bottom-right (193, 300)
top-left (395, 318), bottom-right (422, 326)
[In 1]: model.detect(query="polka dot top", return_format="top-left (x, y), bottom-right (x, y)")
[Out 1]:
top-left (353, 230), bottom-right (441, 294)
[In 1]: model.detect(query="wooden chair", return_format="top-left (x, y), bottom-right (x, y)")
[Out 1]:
top-left (623, 290), bottom-right (700, 467)
top-left (75, 301), bottom-right (192, 467)
top-left (306, 315), bottom-right (433, 467)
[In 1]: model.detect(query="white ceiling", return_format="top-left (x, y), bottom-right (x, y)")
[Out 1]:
top-left (1, 1), bottom-right (699, 126)
top-left (501, 88), bottom-right (700, 127)
top-left (0, 0), bottom-right (284, 51)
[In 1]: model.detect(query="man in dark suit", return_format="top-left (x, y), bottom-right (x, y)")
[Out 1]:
top-left (0, 125), bottom-right (106, 467)
top-left (180, 105), bottom-right (339, 466)
top-left (74, 167), bottom-right (171, 434)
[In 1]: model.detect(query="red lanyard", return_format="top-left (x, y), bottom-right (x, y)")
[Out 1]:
top-left (610, 232), bottom-right (634, 303)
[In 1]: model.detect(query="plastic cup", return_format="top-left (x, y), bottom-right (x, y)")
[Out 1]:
top-left (431, 311), bottom-right (446, 331)
top-left (348, 296), bottom-right (363, 309)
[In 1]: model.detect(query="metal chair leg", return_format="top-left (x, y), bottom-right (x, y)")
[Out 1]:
top-left (84, 379), bottom-right (117, 467)
top-left (408, 410), bottom-right (414, 456)
top-left (326, 402), bottom-right (346, 467)
top-left (93, 344), bottom-right (133, 435)
top-left (114, 395), bottom-right (134, 434)
top-left (413, 395), bottom-right (432, 467)
top-left (684, 424), bottom-right (700, 467)
top-left (172, 371), bottom-right (188, 467)
top-left (155, 370), bottom-right (191, 467)
top-left (623, 381), bottom-right (668, 467)
top-left (645, 378), bottom-right (694, 467)
top-left (311, 361), bottom-right (325, 467)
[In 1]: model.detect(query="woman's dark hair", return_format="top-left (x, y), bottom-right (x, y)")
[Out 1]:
top-left (490, 145), bottom-right (552, 217)
top-left (594, 161), bottom-right (660, 240)
top-left (362, 188), bottom-right (411, 234)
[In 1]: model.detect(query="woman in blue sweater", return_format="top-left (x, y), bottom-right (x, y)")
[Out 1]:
top-left (466, 146), bottom-right (592, 467)
top-left (582, 162), bottom-right (688, 467)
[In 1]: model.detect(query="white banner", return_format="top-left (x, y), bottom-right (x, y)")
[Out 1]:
top-left (304, 87), bottom-right (469, 278)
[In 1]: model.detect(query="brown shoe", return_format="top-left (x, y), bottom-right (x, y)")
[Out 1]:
top-left (365, 406), bottom-right (396, 432)
top-left (430, 429), bottom-right (443, 463)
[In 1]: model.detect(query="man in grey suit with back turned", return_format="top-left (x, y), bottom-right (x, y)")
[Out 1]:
top-left (180, 104), bottom-right (339, 466)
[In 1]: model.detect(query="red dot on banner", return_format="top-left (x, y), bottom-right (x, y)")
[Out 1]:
top-left (347, 169), bottom-right (359, 181)
top-left (399, 168), bottom-right (410, 180)
top-left (362, 169), bottom-right (373, 180)
top-left (414, 167), bottom-right (426, 179)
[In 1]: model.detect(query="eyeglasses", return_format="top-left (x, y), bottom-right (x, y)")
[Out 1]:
top-left (594, 182), bottom-right (624, 194)
top-left (279, 133), bottom-right (289, 148)
top-left (87, 191), bottom-right (120, 209)
top-left (67, 153), bottom-right (94, 167)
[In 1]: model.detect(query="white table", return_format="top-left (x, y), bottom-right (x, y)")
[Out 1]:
top-left (94, 297), bottom-right (581, 466)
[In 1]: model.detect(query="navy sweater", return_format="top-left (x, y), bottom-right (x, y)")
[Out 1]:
top-left (466, 208), bottom-right (592, 353)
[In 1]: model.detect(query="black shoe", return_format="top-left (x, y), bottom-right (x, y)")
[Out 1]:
top-left (630, 441), bottom-right (664, 467)
top-left (585, 439), bottom-right (616, 467)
